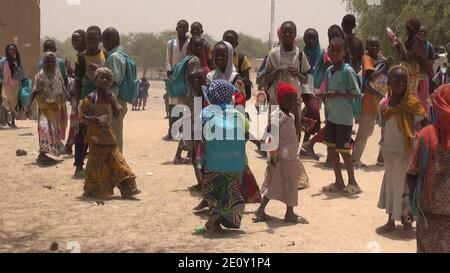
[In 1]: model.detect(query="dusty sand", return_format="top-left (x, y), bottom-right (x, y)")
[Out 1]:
top-left (0, 81), bottom-right (416, 253)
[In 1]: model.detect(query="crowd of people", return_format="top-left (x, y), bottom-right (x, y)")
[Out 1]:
top-left (0, 13), bottom-right (449, 253)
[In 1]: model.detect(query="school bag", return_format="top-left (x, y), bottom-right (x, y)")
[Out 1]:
top-left (112, 48), bottom-right (139, 104)
top-left (325, 63), bottom-right (361, 118)
top-left (362, 61), bottom-right (389, 100)
top-left (166, 55), bottom-right (193, 98)
top-left (202, 107), bottom-right (246, 173)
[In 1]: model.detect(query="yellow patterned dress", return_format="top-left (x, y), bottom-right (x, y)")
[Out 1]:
top-left (79, 95), bottom-right (139, 198)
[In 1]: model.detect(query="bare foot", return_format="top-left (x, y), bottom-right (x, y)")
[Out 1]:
top-left (376, 221), bottom-right (396, 234)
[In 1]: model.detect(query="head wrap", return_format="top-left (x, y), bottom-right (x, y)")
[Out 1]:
top-left (383, 65), bottom-right (427, 150)
top-left (204, 79), bottom-right (234, 106)
top-left (432, 84), bottom-right (450, 149)
top-left (208, 41), bottom-right (237, 83)
top-left (94, 67), bottom-right (113, 82)
top-left (277, 82), bottom-right (298, 102)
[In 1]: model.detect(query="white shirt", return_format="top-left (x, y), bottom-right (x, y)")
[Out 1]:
top-left (165, 37), bottom-right (190, 72)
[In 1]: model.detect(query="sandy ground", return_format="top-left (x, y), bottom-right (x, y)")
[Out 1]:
top-left (0, 81), bottom-right (417, 253)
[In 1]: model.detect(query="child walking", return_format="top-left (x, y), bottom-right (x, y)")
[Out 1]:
top-left (376, 65), bottom-right (427, 238)
top-left (254, 83), bottom-right (309, 224)
top-left (319, 37), bottom-right (362, 195)
top-left (79, 67), bottom-right (141, 199)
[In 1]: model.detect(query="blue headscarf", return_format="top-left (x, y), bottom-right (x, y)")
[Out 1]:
top-left (204, 79), bottom-right (234, 107)
top-left (303, 28), bottom-right (322, 71)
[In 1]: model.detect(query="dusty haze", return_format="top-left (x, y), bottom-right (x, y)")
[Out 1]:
top-left (41, 0), bottom-right (349, 43)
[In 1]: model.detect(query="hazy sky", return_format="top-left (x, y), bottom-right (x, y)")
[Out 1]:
top-left (41, 0), bottom-right (349, 43)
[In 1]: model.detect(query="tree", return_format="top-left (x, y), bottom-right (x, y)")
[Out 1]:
top-left (127, 32), bottom-right (161, 77)
top-left (236, 33), bottom-right (270, 58)
top-left (344, 0), bottom-right (450, 60)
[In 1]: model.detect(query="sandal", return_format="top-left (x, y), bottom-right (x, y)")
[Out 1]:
top-left (252, 211), bottom-right (273, 223)
top-left (173, 158), bottom-right (191, 165)
top-left (321, 183), bottom-right (343, 193)
top-left (343, 184), bottom-right (362, 196)
top-left (284, 215), bottom-right (309, 224)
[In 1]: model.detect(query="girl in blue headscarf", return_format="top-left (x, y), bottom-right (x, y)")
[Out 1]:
top-left (198, 79), bottom-right (248, 234)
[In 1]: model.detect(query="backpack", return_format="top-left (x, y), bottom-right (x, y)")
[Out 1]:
top-left (237, 54), bottom-right (253, 100)
top-left (362, 61), bottom-right (388, 99)
top-left (113, 48), bottom-right (139, 104)
top-left (166, 55), bottom-right (193, 98)
top-left (203, 107), bottom-right (246, 173)
top-left (325, 63), bottom-right (361, 118)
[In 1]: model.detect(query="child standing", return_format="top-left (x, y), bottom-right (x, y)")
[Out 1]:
top-left (223, 30), bottom-right (253, 101)
top-left (79, 67), bottom-right (141, 199)
top-left (301, 28), bottom-right (323, 149)
top-left (352, 37), bottom-right (388, 168)
top-left (376, 65), bottom-right (427, 238)
top-left (200, 80), bottom-right (247, 234)
top-left (320, 37), bottom-right (362, 195)
top-left (254, 83), bottom-right (309, 224)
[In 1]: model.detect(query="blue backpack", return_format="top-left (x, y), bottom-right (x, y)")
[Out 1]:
top-left (326, 63), bottom-right (361, 118)
top-left (203, 107), bottom-right (246, 173)
top-left (113, 48), bottom-right (139, 104)
top-left (165, 55), bottom-right (193, 98)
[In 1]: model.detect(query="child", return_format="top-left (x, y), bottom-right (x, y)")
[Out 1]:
top-left (195, 42), bottom-right (261, 209)
top-left (74, 26), bottom-right (106, 178)
top-left (38, 39), bottom-right (70, 144)
top-left (0, 44), bottom-right (25, 128)
top-left (301, 25), bottom-right (345, 162)
top-left (352, 37), bottom-right (388, 168)
top-left (254, 83), bottom-right (309, 224)
top-left (319, 37), bottom-right (362, 195)
top-left (223, 30), bottom-right (253, 100)
top-left (190, 22), bottom-right (213, 69)
top-left (200, 80), bottom-right (247, 234)
top-left (65, 30), bottom-right (86, 155)
top-left (341, 14), bottom-right (364, 73)
top-left (39, 39), bottom-right (69, 87)
top-left (260, 21), bottom-right (310, 106)
top-left (79, 67), bottom-right (141, 199)
top-left (172, 37), bottom-right (204, 165)
top-left (376, 65), bottom-right (427, 238)
top-left (206, 41), bottom-right (246, 104)
top-left (301, 28), bottom-right (323, 149)
top-left (187, 67), bottom-right (207, 193)
top-left (163, 20), bottom-right (190, 141)
top-left (26, 52), bottom-right (67, 165)
top-left (392, 17), bottom-right (434, 111)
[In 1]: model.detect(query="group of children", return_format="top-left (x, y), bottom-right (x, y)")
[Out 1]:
top-left (162, 15), bottom-right (448, 243)
top-left (1, 26), bottom-right (142, 199)
top-left (1, 13), bottom-right (448, 250)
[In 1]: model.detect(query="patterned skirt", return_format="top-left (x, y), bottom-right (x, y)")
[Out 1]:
top-left (417, 213), bottom-right (450, 253)
top-left (203, 171), bottom-right (245, 229)
top-left (84, 144), bottom-right (138, 198)
top-left (38, 108), bottom-right (64, 156)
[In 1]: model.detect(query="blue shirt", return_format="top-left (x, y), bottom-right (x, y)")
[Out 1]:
top-left (324, 65), bottom-right (361, 126)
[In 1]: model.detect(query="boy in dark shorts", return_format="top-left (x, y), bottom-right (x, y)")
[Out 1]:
top-left (319, 37), bottom-right (362, 195)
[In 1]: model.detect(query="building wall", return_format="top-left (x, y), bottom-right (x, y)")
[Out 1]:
top-left (0, 0), bottom-right (41, 79)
